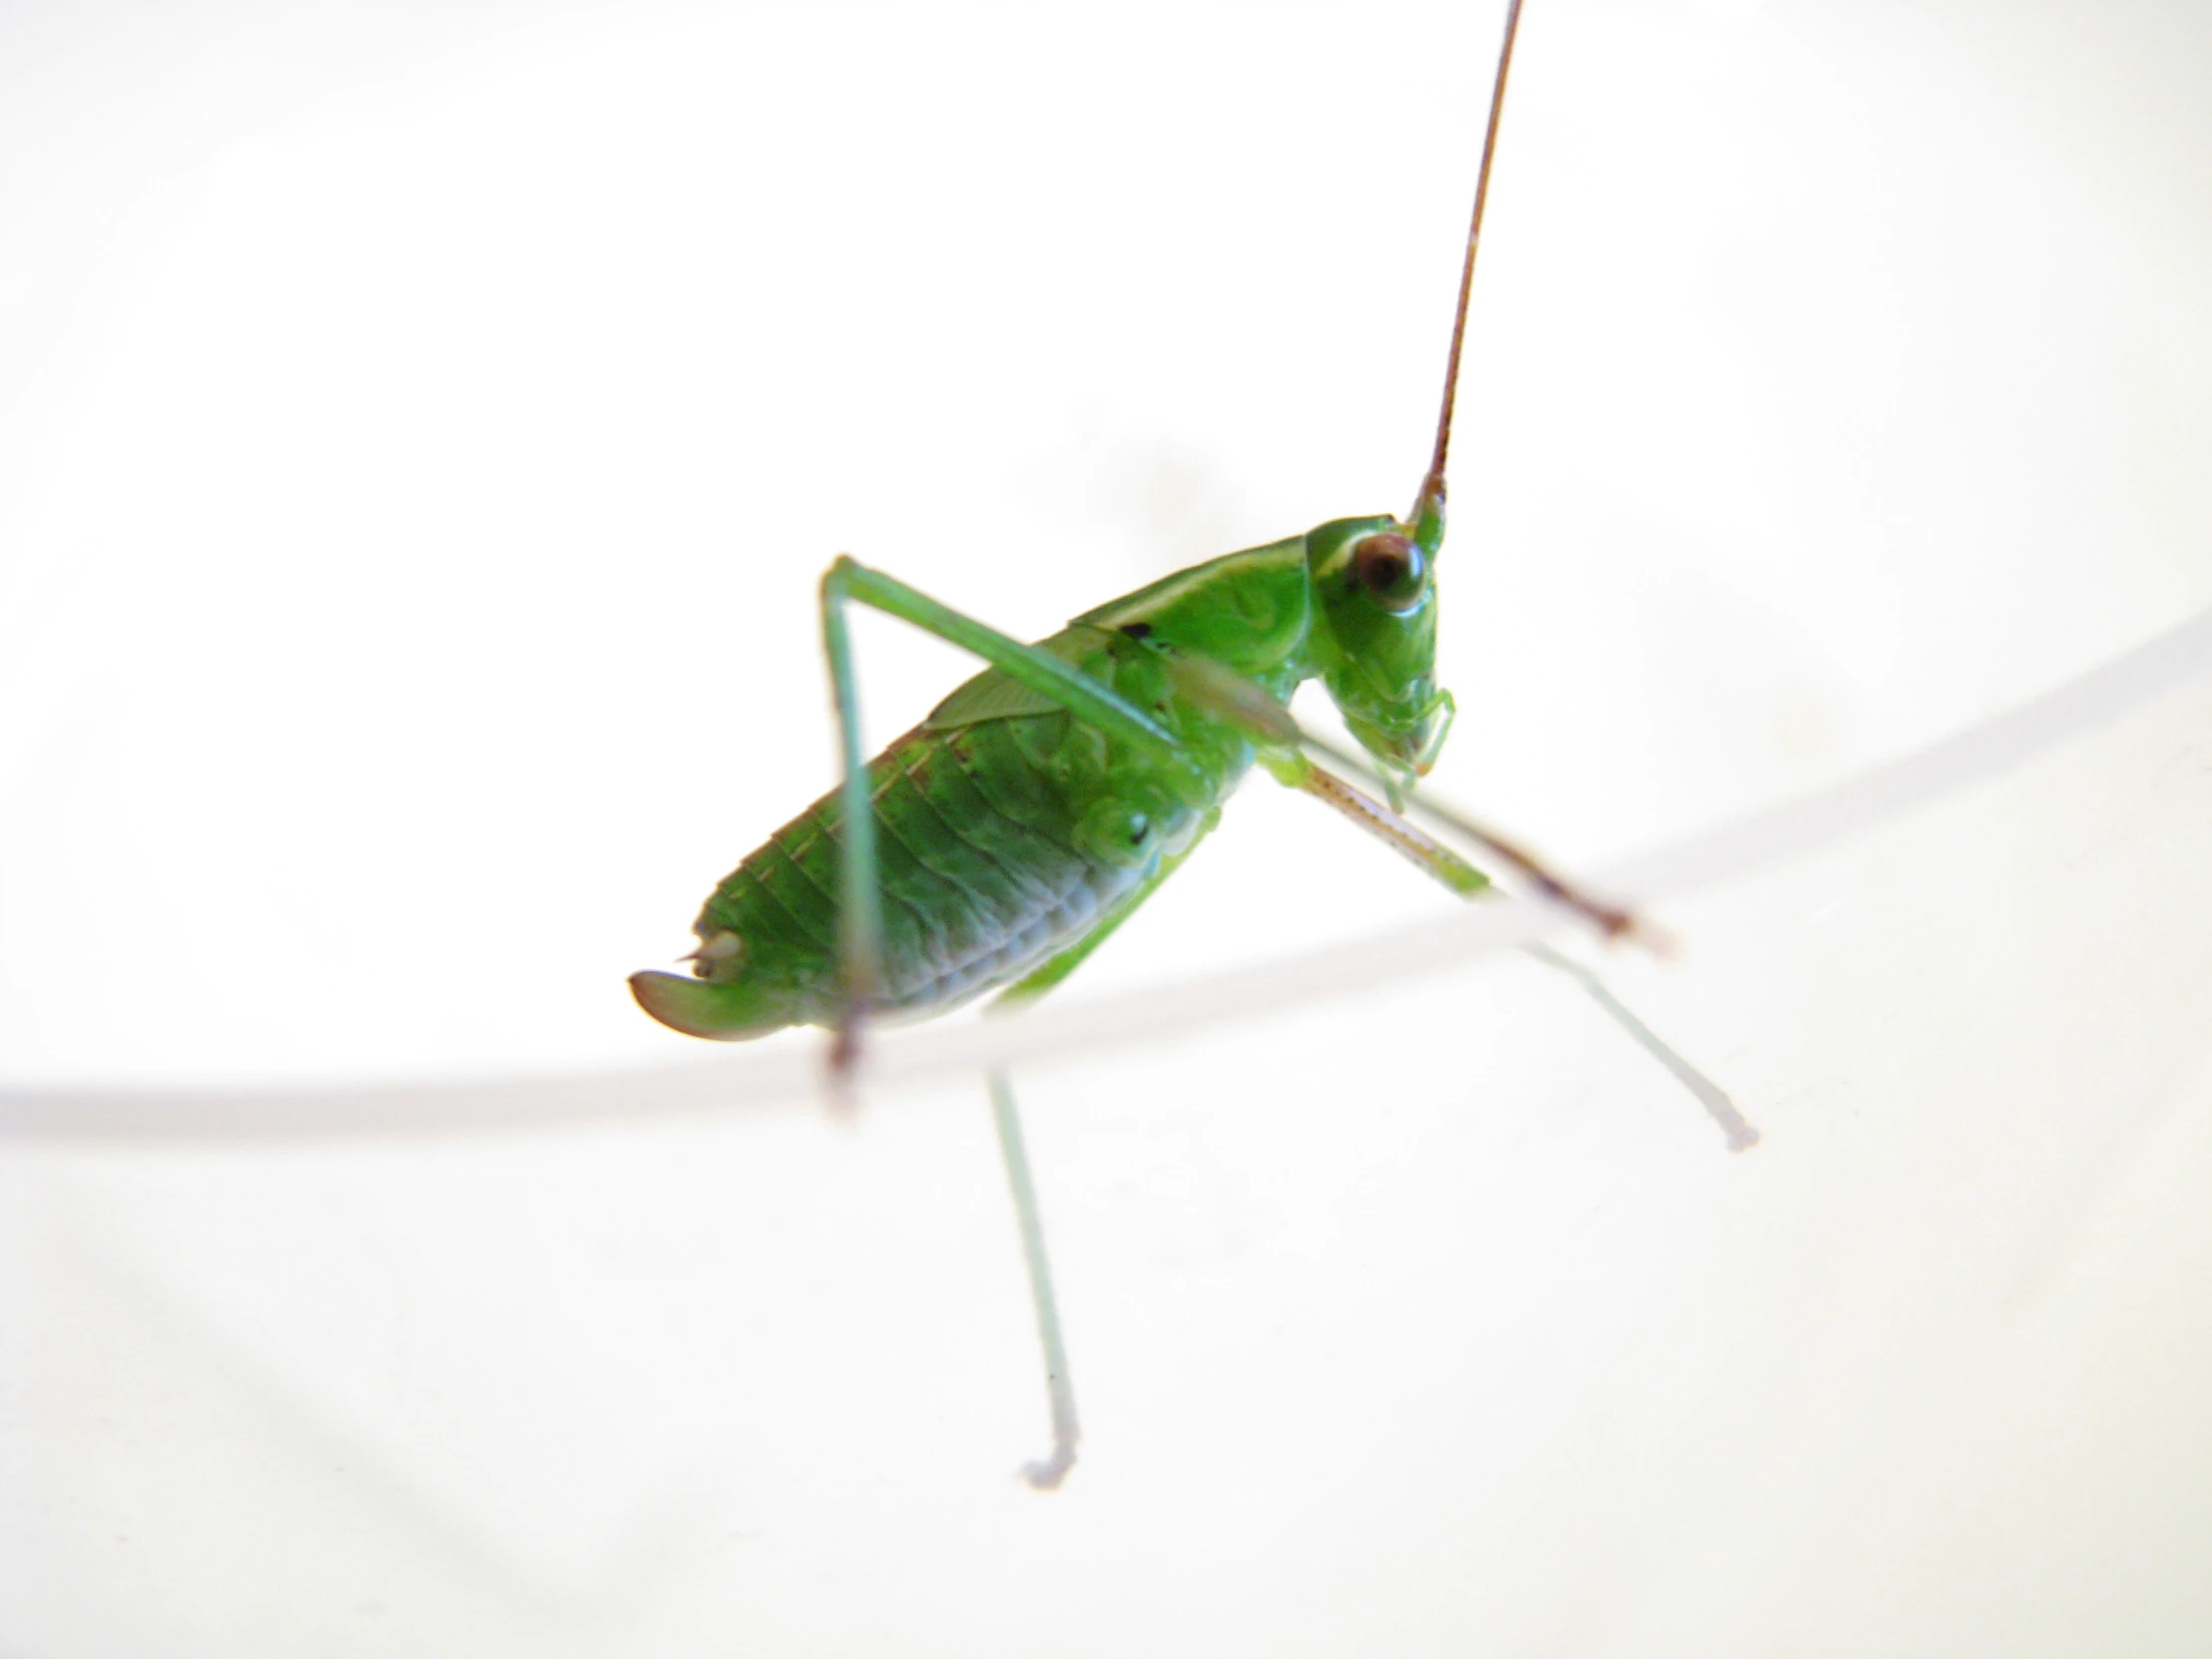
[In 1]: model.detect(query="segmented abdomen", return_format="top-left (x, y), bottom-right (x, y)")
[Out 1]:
top-left (691, 714), bottom-right (1143, 1026)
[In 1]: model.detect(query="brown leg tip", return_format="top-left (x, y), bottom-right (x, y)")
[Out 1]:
top-left (823, 1011), bottom-right (869, 1118)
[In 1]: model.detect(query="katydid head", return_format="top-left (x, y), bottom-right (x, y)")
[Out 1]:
top-left (1305, 513), bottom-right (1455, 789)
top-left (1300, 0), bottom-right (1520, 791)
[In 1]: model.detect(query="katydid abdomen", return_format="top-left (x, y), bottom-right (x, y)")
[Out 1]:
top-left (630, 605), bottom-right (1273, 1039)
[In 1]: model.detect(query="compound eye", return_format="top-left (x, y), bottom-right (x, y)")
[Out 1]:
top-left (1350, 532), bottom-right (1426, 612)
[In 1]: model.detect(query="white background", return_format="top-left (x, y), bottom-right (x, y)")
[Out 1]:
top-left (4, 0), bottom-right (2212, 1653)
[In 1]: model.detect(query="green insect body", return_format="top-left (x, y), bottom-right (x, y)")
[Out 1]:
top-left (623, 0), bottom-right (1738, 1492)
top-left (629, 512), bottom-right (1451, 1041)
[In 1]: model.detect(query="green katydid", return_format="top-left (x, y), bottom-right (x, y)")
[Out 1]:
top-left (630, 0), bottom-right (1751, 1490)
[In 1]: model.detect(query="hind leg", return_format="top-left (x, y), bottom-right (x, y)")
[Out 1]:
top-left (815, 554), bottom-right (1181, 1077)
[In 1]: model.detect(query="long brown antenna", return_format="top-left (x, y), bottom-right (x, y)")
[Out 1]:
top-left (1414, 0), bottom-right (1525, 525)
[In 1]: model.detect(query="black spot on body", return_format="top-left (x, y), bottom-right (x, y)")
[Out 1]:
top-left (1119, 622), bottom-right (1154, 641)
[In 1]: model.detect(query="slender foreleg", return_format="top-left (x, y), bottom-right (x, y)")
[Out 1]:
top-left (1274, 752), bottom-right (1758, 1151)
top-left (1159, 650), bottom-right (1650, 943)
top-left (1518, 940), bottom-right (1758, 1151)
